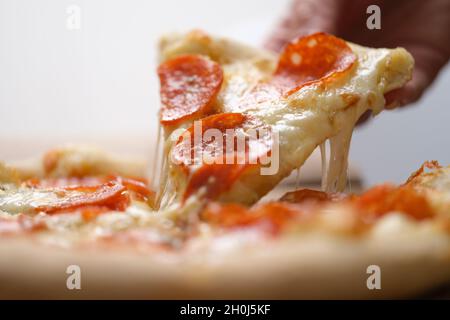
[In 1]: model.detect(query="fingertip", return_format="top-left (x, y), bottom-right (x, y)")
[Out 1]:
top-left (263, 35), bottom-right (286, 53)
top-left (356, 110), bottom-right (372, 126)
top-left (384, 89), bottom-right (403, 109)
top-left (384, 71), bottom-right (428, 109)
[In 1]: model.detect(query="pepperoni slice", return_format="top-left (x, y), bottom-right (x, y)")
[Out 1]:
top-left (36, 180), bottom-right (130, 214)
top-left (24, 176), bottom-right (154, 205)
top-left (171, 113), bottom-right (273, 201)
top-left (158, 54), bottom-right (223, 125)
top-left (172, 113), bottom-right (246, 168)
top-left (183, 163), bottom-right (248, 201)
top-left (202, 202), bottom-right (303, 234)
top-left (280, 189), bottom-right (345, 204)
top-left (349, 184), bottom-right (434, 221)
top-left (231, 33), bottom-right (356, 111)
top-left (0, 179), bottom-right (130, 215)
top-left (118, 177), bottom-right (155, 202)
top-left (272, 32), bottom-right (356, 95)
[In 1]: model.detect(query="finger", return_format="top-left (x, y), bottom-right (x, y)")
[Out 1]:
top-left (384, 44), bottom-right (449, 109)
top-left (384, 69), bottom-right (428, 109)
top-left (377, 0), bottom-right (450, 108)
top-left (264, 0), bottom-right (342, 52)
top-left (356, 110), bottom-right (372, 126)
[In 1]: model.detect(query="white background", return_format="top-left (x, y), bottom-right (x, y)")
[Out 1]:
top-left (1, 0), bottom-right (449, 185)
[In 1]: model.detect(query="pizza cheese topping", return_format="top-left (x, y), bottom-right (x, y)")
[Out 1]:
top-left (158, 54), bottom-right (223, 125)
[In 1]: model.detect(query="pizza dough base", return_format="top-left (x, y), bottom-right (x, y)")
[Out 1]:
top-left (1, 219), bottom-right (448, 299)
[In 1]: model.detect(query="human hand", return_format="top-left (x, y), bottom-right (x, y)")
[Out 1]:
top-left (265, 0), bottom-right (450, 110)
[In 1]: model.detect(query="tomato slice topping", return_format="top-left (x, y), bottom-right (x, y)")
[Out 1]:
top-left (158, 54), bottom-right (223, 125)
top-left (272, 32), bottom-right (356, 95)
top-left (171, 113), bottom-right (273, 201)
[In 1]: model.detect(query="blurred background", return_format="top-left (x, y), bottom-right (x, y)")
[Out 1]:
top-left (1, 0), bottom-right (449, 186)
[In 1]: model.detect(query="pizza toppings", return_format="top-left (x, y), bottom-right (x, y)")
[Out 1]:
top-left (280, 189), bottom-right (345, 204)
top-left (202, 182), bottom-right (438, 236)
top-left (350, 184), bottom-right (434, 221)
top-left (202, 202), bottom-right (304, 234)
top-left (171, 113), bottom-right (273, 201)
top-left (231, 33), bottom-right (357, 111)
top-left (158, 54), bottom-right (223, 125)
top-left (0, 178), bottom-right (152, 215)
top-left (272, 32), bottom-right (356, 95)
top-left (118, 177), bottom-right (155, 203)
top-left (24, 176), bottom-right (154, 204)
top-left (34, 180), bottom-right (130, 214)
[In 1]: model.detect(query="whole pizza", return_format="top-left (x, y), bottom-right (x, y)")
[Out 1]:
top-left (0, 31), bottom-right (449, 299)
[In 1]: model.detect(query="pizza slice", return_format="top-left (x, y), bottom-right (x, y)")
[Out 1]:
top-left (154, 31), bottom-right (414, 209)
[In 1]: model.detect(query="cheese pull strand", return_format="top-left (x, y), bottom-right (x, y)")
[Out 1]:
top-left (320, 142), bottom-right (328, 191)
top-left (150, 123), bottom-right (163, 190)
top-left (325, 122), bottom-right (354, 192)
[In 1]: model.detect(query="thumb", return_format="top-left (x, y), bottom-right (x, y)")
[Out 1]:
top-left (385, 44), bottom-right (449, 109)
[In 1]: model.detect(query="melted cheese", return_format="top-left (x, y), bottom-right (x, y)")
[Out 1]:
top-left (320, 142), bottom-right (328, 190)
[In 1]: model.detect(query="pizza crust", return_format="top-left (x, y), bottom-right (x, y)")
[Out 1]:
top-left (0, 215), bottom-right (448, 299)
top-left (6, 145), bottom-right (147, 180)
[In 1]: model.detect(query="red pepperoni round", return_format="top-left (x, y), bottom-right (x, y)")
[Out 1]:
top-left (37, 180), bottom-right (130, 214)
top-left (202, 202), bottom-right (303, 235)
top-left (273, 32), bottom-right (356, 95)
top-left (25, 176), bottom-right (154, 205)
top-left (172, 113), bottom-right (246, 168)
top-left (158, 54), bottom-right (223, 125)
top-left (170, 113), bottom-right (273, 201)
